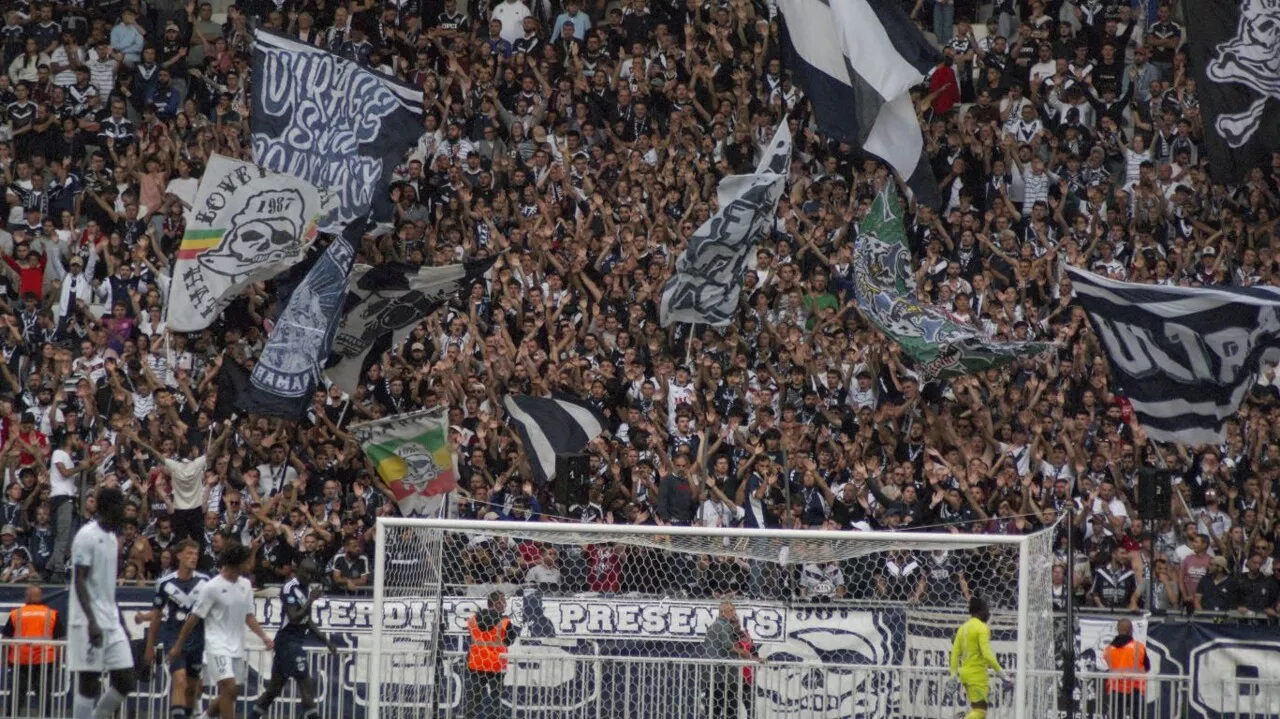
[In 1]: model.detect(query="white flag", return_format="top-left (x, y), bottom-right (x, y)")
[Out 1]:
top-left (659, 122), bottom-right (791, 327)
top-left (166, 154), bottom-right (337, 332)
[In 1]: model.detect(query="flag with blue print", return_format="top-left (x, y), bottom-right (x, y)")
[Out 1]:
top-left (1067, 265), bottom-right (1280, 445)
top-left (239, 220), bottom-right (364, 419)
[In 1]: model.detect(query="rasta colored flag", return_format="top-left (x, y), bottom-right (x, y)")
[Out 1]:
top-left (352, 408), bottom-right (456, 517)
top-left (852, 184), bottom-right (1053, 380)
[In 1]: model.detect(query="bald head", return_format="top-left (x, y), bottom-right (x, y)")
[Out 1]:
top-left (1116, 619), bottom-right (1132, 637)
top-left (24, 586), bottom-right (42, 605)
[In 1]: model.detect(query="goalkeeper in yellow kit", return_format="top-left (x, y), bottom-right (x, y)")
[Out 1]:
top-left (949, 597), bottom-right (1011, 719)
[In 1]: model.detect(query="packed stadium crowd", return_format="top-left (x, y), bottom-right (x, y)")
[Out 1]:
top-left (0, 0), bottom-right (1273, 621)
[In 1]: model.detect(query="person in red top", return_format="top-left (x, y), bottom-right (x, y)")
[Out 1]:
top-left (1, 241), bottom-right (47, 301)
top-left (927, 53), bottom-right (961, 116)
top-left (13, 412), bottom-right (47, 468)
top-left (585, 543), bottom-right (624, 592)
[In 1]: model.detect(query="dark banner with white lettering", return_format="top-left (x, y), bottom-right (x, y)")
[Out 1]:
top-left (251, 30), bottom-right (421, 232)
top-left (1067, 266), bottom-right (1280, 445)
top-left (2, 587), bottom-right (1269, 719)
top-left (240, 227), bottom-right (358, 419)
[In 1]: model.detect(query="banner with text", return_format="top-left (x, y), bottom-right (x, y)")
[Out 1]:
top-left (0, 589), bottom-right (1263, 719)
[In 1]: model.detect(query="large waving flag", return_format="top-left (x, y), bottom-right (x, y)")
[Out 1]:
top-left (1067, 265), bottom-right (1280, 445)
top-left (239, 220), bottom-right (363, 418)
top-left (777, 0), bottom-right (941, 207)
top-left (854, 184), bottom-right (1053, 379)
top-left (166, 154), bottom-right (336, 332)
top-left (327, 257), bottom-right (498, 394)
top-left (659, 121), bottom-right (791, 327)
top-left (353, 408), bottom-right (456, 517)
top-left (503, 395), bottom-right (605, 486)
top-left (1185, 0), bottom-right (1280, 183)
top-left (251, 30), bottom-right (421, 231)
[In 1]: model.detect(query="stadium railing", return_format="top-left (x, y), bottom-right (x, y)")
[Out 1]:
top-left (1, 638), bottom-right (1275, 719)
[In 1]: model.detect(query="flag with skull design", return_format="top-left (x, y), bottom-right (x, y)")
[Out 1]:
top-left (352, 408), bottom-right (457, 518)
top-left (1187, 0), bottom-right (1280, 183)
top-left (166, 154), bottom-right (337, 332)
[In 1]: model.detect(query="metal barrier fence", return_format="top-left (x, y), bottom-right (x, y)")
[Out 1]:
top-left (0, 638), bottom-right (1250, 719)
top-left (0, 639), bottom-right (348, 719)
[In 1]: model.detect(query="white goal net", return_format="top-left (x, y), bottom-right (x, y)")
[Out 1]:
top-left (369, 519), bottom-right (1056, 719)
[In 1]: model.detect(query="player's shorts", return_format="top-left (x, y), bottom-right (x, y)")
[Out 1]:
top-left (271, 633), bottom-right (309, 680)
top-left (169, 644), bottom-right (205, 675)
top-left (962, 678), bottom-right (990, 704)
top-left (203, 653), bottom-right (247, 686)
top-left (160, 631), bottom-right (205, 674)
top-left (67, 625), bottom-right (133, 672)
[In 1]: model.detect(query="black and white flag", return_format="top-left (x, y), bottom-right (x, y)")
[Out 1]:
top-left (659, 121), bottom-right (791, 327)
top-left (240, 220), bottom-right (364, 419)
top-left (777, 0), bottom-right (941, 207)
top-left (251, 31), bottom-right (421, 232)
top-left (1067, 265), bottom-right (1280, 445)
top-left (1186, 0), bottom-right (1280, 183)
top-left (503, 395), bottom-right (606, 486)
top-left (327, 257), bottom-right (498, 393)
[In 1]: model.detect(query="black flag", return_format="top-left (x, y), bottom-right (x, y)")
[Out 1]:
top-left (1185, 1), bottom-right (1280, 183)
top-left (238, 221), bottom-right (364, 419)
top-left (214, 356), bottom-right (251, 422)
top-left (251, 30), bottom-right (422, 232)
top-left (1067, 265), bottom-right (1280, 445)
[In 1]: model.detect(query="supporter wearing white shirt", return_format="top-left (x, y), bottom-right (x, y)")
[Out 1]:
top-left (256, 444), bottom-right (299, 499)
top-left (697, 476), bottom-right (745, 528)
top-left (525, 547), bottom-right (562, 587)
top-left (491, 0), bottom-right (531, 44)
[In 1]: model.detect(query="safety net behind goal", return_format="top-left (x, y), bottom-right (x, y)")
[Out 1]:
top-left (367, 519), bottom-right (1056, 719)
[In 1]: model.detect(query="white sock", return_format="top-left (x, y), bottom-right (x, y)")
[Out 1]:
top-left (73, 694), bottom-right (96, 719)
top-left (93, 688), bottom-right (126, 719)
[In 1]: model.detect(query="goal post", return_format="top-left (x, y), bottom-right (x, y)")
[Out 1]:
top-left (368, 518), bottom-right (1057, 719)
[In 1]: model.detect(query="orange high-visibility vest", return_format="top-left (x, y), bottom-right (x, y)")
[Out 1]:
top-left (7, 604), bottom-right (57, 665)
top-left (467, 616), bottom-right (510, 673)
top-left (1103, 640), bottom-right (1147, 694)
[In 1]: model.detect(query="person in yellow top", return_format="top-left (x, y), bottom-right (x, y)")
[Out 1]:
top-left (949, 597), bottom-right (1011, 719)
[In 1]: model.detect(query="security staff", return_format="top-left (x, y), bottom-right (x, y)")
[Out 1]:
top-left (2, 586), bottom-right (65, 714)
top-left (466, 590), bottom-right (519, 719)
top-left (1102, 618), bottom-right (1149, 719)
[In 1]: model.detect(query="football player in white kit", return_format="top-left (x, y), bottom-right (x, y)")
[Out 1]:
top-left (69, 486), bottom-right (138, 719)
top-left (170, 543), bottom-right (274, 719)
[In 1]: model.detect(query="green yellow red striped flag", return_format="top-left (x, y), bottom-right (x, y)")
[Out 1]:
top-left (351, 408), bottom-right (456, 517)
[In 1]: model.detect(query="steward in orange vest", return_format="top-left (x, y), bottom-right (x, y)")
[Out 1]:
top-left (466, 591), bottom-right (520, 719)
top-left (2, 586), bottom-right (63, 665)
top-left (468, 590), bottom-right (517, 671)
top-left (1102, 618), bottom-right (1149, 719)
top-left (2, 586), bottom-right (65, 714)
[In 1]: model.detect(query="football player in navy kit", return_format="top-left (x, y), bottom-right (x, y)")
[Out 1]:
top-left (250, 557), bottom-right (336, 719)
top-left (143, 540), bottom-right (209, 719)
